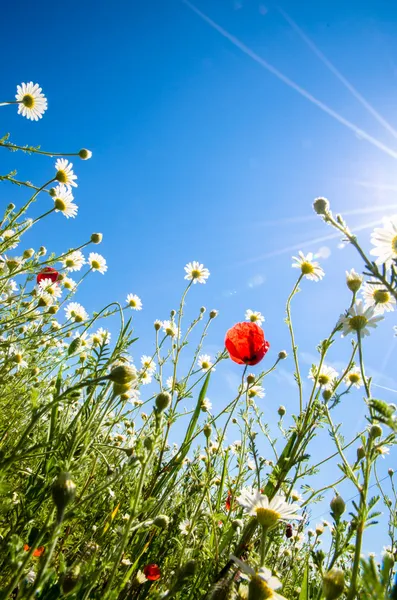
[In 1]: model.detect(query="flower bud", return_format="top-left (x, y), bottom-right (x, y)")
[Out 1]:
top-left (389, 468), bottom-right (394, 477)
top-left (79, 148), bottom-right (92, 160)
top-left (7, 203), bottom-right (15, 211)
top-left (200, 306), bottom-right (206, 313)
top-left (113, 382), bottom-right (132, 396)
top-left (246, 374), bottom-right (255, 385)
top-left (278, 350), bottom-right (287, 360)
top-left (38, 246), bottom-right (47, 256)
top-left (49, 187), bottom-right (57, 197)
top-left (313, 197), bottom-right (330, 215)
top-left (155, 392), bottom-right (171, 412)
top-left (232, 519), bottom-right (244, 530)
top-left (91, 233), bottom-right (103, 244)
top-left (369, 424), bottom-right (383, 439)
top-left (48, 305), bottom-right (58, 314)
top-left (330, 495), bottom-right (345, 518)
top-left (108, 365), bottom-right (137, 385)
top-left (52, 472), bottom-right (76, 518)
top-left (144, 437), bottom-right (154, 451)
top-left (153, 515), bottom-right (170, 529)
top-left (346, 269), bottom-right (363, 293)
top-left (315, 524), bottom-right (324, 536)
top-left (322, 568), bottom-right (345, 600)
top-left (209, 310), bottom-right (218, 319)
top-left (278, 405), bottom-right (286, 417)
top-left (154, 320), bottom-right (161, 331)
top-left (23, 248), bottom-right (34, 259)
top-left (322, 389), bottom-right (332, 401)
top-left (357, 446), bottom-right (365, 461)
top-left (170, 310), bottom-right (176, 317)
top-left (203, 424), bottom-right (212, 439)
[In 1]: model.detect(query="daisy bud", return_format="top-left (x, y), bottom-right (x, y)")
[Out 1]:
top-left (209, 309), bottom-right (218, 319)
top-left (79, 148), bottom-right (92, 160)
top-left (23, 248), bottom-right (34, 259)
top-left (313, 196), bottom-right (330, 216)
top-left (48, 305), bottom-right (58, 314)
top-left (232, 519), bottom-right (243, 530)
top-left (7, 203), bottom-right (15, 211)
top-left (278, 405), bottom-right (286, 417)
top-left (204, 424), bottom-right (212, 438)
top-left (52, 472), bottom-right (76, 519)
top-left (345, 269), bottom-right (363, 293)
top-left (315, 524), bottom-right (324, 536)
top-left (153, 515), bottom-right (170, 529)
top-left (357, 446), bottom-right (365, 461)
top-left (389, 468), bottom-right (394, 477)
top-left (369, 424), bottom-right (383, 439)
top-left (322, 568), bottom-right (345, 600)
top-left (154, 320), bottom-right (162, 331)
top-left (200, 306), bottom-right (206, 313)
top-left (38, 246), bottom-right (47, 256)
top-left (155, 392), bottom-right (171, 412)
top-left (108, 365), bottom-right (137, 385)
top-left (322, 389), bottom-right (332, 401)
top-left (49, 187), bottom-right (57, 197)
top-left (91, 233), bottom-right (103, 244)
top-left (113, 382), bottom-right (132, 396)
top-left (330, 495), bottom-right (345, 518)
top-left (278, 350), bottom-right (287, 360)
top-left (232, 418), bottom-right (238, 424)
top-left (31, 367), bottom-right (40, 376)
top-left (170, 310), bottom-right (176, 317)
top-left (247, 374), bottom-right (255, 385)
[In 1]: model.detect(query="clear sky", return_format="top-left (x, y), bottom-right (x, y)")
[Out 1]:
top-left (2, 0), bottom-right (397, 554)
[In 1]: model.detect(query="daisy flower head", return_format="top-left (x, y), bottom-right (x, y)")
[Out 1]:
top-left (362, 282), bottom-right (396, 314)
top-left (73, 331), bottom-right (92, 349)
top-left (140, 355), bottom-right (156, 373)
top-left (179, 519), bottom-right (195, 536)
top-left (15, 82), bottom-right (47, 121)
top-left (346, 268), bottom-right (363, 293)
top-left (166, 376), bottom-right (175, 390)
top-left (292, 251), bottom-right (324, 281)
top-left (370, 215), bottom-right (397, 268)
top-left (184, 261), bottom-right (210, 284)
top-left (309, 364), bottom-right (338, 391)
top-left (88, 252), bottom-right (107, 274)
top-left (201, 397), bottom-right (212, 412)
top-left (126, 294), bottom-right (142, 311)
top-left (11, 350), bottom-right (28, 370)
top-left (62, 250), bottom-right (85, 272)
top-left (37, 278), bottom-right (62, 300)
top-left (377, 446), bottom-right (390, 458)
top-left (339, 300), bottom-right (383, 338)
top-left (52, 185), bottom-right (78, 218)
top-left (197, 354), bottom-right (214, 372)
top-left (162, 320), bottom-right (177, 337)
top-left (65, 302), bottom-right (88, 323)
top-left (63, 276), bottom-right (76, 291)
top-left (236, 488), bottom-right (302, 529)
top-left (344, 367), bottom-right (363, 389)
top-left (55, 159), bottom-right (78, 189)
top-left (245, 309), bottom-right (265, 326)
top-left (139, 370), bottom-right (152, 385)
top-left (231, 556), bottom-right (286, 600)
top-left (91, 328), bottom-right (111, 345)
top-left (247, 384), bottom-right (265, 399)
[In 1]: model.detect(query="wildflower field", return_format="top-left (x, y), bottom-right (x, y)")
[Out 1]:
top-left (1, 82), bottom-right (397, 600)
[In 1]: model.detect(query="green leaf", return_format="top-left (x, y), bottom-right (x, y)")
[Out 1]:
top-left (299, 561), bottom-right (309, 600)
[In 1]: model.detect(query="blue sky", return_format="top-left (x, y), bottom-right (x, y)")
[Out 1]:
top-left (2, 0), bottom-right (397, 554)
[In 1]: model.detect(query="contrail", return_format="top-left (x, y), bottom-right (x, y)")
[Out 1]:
top-left (278, 7), bottom-right (397, 140)
top-left (347, 180), bottom-right (397, 192)
top-left (182, 0), bottom-right (397, 160)
top-left (372, 383), bottom-right (397, 394)
top-left (236, 218), bottom-right (382, 265)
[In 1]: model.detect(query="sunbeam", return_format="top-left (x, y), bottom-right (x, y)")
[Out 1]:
top-left (182, 0), bottom-right (397, 160)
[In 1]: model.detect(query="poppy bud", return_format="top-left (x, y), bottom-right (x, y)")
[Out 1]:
top-left (108, 365), bottom-right (137, 385)
top-left (155, 392), bottom-right (171, 412)
top-left (91, 233), bottom-right (102, 244)
top-left (79, 148), bottom-right (92, 160)
top-left (278, 405), bottom-right (286, 417)
top-left (330, 495), bottom-right (345, 518)
top-left (143, 563), bottom-right (161, 581)
top-left (36, 267), bottom-right (59, 284)
top-left (369, 424), bottom-right (383, 439)
top-left (313, 197), bottom-right (330, 216)
top-left (322, 568), bottom-right (345, 600)
top-left (357, 446), bottom-right (365, 461)
top-left (203, 424), bottom-right (212, 438)
top-left (153, 515), bottom-right (169, 529)
top-left (52, 472), bottom-right (76, 518)
top-left (285, 524), bottom-right (293, 538)
top-left (278, 350), bottom-right (287, 360)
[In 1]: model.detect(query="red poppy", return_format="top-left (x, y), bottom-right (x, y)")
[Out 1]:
top-left (225, 490), bottom-right (232, 511)
top-left (285, 524), bottom-right (293, 539)
top-left (143, 563), bottom-right (161, 581)
top-left (24, 544), bottom-right (45, 557)
top-left (36, 267), bottom-right (59, 284)
top-left (225, 322), bottom-right (270, 366)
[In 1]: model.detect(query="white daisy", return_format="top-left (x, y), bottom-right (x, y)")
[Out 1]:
top-left (339, 300), bottom-right (384, 338)
top-left (370, 215), bottom-right (397, 267)
top-left (230, 440), bottom-right (242, 455)
top-left (91, 328), bottom-right (111, 345)
top-left (184, 261), bottom-right (210, 284)
top-left (308, 364), bottom-right (339, 391)
top-left (1, 229), bottom-right (19, 249)
top-left (62, 250), bottom-right (85, 272)
top-left (63, 276), bottom-right (77, 290)
top-left (179, 519), bottom-right (195, 535)
top-left (65, 302), bottom-right (88, 323)
top-left (11, 350), bottom-right (28, 370)
top-left (15, 82), bottom-right (47, 121)
top-left (201, 397), bottom-right (212, 412)
top-left (88, 252), bottom-right (107, 274)
top-left (3, 279), bottom-right (18, 295)
top-left (140, 355), bottom-right (156, 373)
top-left (362, 282), bottom-right (396, 314)
top-left (52, 185), bottom-right (78, 218)
top-left (139, 371), bottom-right (152, 385)
top-left (346, 268), bottom-right (363, 292)
top-left (292, 251), bottom-right (324, 281)
top-left (247, 384), bottom-right (265, 399)
top-left (291, 490), bottom-right (303, 502)
top-left (197, 354), bottom-right (214, 372)
top-left (377, 446), bottom-right (390, 458)
top-left (230, 556), bottom-right (286, 600)
top-left (344, 368), bottom-right (363, 389)
top-left (126, 294), bottom-right (142, 310)
top-left (245, 309), bottom-right (265, 326)
top-left (236, 488), bottom-right (302, 528)
top-left (73, 331), bottom-right (92, 349)
top-left (166, 376), bottom-right (175, 390)
top-left (37, 278), bottom-right (62, 299)
top-left (162, 320), bottom-right (177, 337)
top-left (55, 159), bottom-right (78, 189)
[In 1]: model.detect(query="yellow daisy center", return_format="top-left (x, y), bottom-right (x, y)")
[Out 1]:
top-left (201, 361), bottom-right (210, 369)
top-left (65, 259), bottom-right (75, 268)
top-left (392, 235), bottom-right (397, 253)
top-left (318, 374), bottom-right (330, 386)
top-left (348, 315), bottom-right (368, 331)
top-left (91, 260), bottom-right (101, 270)
top-left (13, 354), bottom-right (23, 364)
top-left (129, 300), bottom-right (136, 307)
top-left (56, 170), bottom-right (67, 183)
top-left (55, 198), bottom-right (66, 211)
top-left (75, 315), bottom-right (83, 323)
top-left (300, 261), bottom-right (314, 275)
top-left (191, 269), bottom-right (201, 278)
top-left (22, 94), bottom-right (34, 108)
top-left (255, 507), bottom-right (280, 528)
top-left (349, 373), bottom-right (360, 384)
top-left (250, 315), bottom-right (258, 322)
top-left (249, 576), bottom-right (274, 600)
top-left (166, 327), bottom-right (175, 336)
top-left (373, 289), bottom-right (390, 304)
